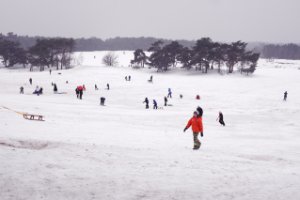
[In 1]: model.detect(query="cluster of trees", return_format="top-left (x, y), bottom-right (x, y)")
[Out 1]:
top-left (0, 35), bottom-right (75, 71)
top-left (262, 44), bottom-right (300, 60)
top-left (131, 38), bottom-right (260, 74)
top-left (1, 33), bottom-right (194, 52)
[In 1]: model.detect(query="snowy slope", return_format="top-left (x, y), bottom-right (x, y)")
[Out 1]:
top-left (0, 51), bottom-right (300, 200)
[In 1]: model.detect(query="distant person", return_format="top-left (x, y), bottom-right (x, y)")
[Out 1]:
top-left (75, 87), bottom-right (79, 98)
top-left (128, 75), bottom-right (131, 81)
top-left (53, 84), bottom-right (58, 93)
top-left (167, 88), bottom-right (172, 98)
top-left (125, 76), bottom-right (128, 81)
top-left (20, 86), bottom-right (24, 94)
top-left (216, 111), bottom-right (225, 126)
top-left (107, 83), bottom-right (110, 90)
top-left (284, 91), bottom-right (288, 101)
top-left (76, 86), bottom-right (83, 99)
top-left (196, 106), bottom-right (203, 117)
top-left (49, 69), bottom-right (52, 75)
top-left (183, 111), bottom-right (204, 150)
top-left (33, 86), bottom-right (43, 96)
top-left (83, 84), bottom-right (86, 91)
top-left (100, 97), bottom-right (106, 106)
top-left (143, 97), bottom-right (149, 109)
top-left (153, 100), bottom-right (158, 109)
top-left (148, 75), bottom-right (153, 83)
top-left (164, 97), bottom-right (168, 106)
top-left (95, 84), bottom-right (98, 90)
top-left (180, 94), bottom-right (183, 99)
top-left (29, 78), bottom-right (32, 85)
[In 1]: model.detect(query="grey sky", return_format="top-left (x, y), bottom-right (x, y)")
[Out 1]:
top-left (0, 0), bottom-right (299, 43)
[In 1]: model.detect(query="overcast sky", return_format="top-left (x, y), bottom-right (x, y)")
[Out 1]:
top-left (0, 0), bottom-right (299, 43)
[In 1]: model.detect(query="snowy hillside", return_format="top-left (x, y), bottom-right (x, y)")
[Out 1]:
top-left (0, 51), bottom-right (300, 200)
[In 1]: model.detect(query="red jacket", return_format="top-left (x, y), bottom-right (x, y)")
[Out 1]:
top-left (185, 117), bottom-right (203, 133)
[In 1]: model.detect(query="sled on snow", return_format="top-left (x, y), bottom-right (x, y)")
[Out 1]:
top-left (23, 113), bottom-right (45, 121)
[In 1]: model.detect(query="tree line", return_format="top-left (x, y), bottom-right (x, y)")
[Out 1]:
top-left (131, 38), bottom-right (260, 74)
top-left (262, 44), bottom-right (300, 60)
top-left (0, 35), bottom-right (75, 71)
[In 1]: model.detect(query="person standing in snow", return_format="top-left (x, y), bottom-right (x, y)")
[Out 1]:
top-left (75, 87), bottom-right (79, 98)
top-left (76, 86), bottom-right (83, 99)
top-left (216, 111), bottom-right (225, 126)
top-left (183, 111), bottom-right (204, 150)
top-left (20, 86), bottom-right (24, 94)
top-left (284, 91), bottom-right (288, 101)
top-left (167, 88), bottom-right (172, 98)
top-left (53, 84), bottom-right (58, 93)
top-left (128, 75), bottom-right (131, 81)
top-left (196, 106), bottom-right (203, 117)
top-left (49, 69), bottom-right (52, 75)
top-left (125, 76), bottom-right (128, 81)
top-left (164, 96), bottom-right (168, 106)
top-left (29, 78), bottom-right (32, 85)
top-left (107, 83), bottom-right (110, 90)
top-left (143, 97), bottom-right (149, 109)
top-left (95, 84), bottom-right (98, 90)
top-left (148, 75), bottom-right (153, 83)
top-left (153, 99), bottom-right (158, 109)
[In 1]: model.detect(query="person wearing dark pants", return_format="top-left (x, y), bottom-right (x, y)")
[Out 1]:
top-left (143, 97), bottom-right (149, 109)
top-left (184, 111), bottom-right (204, 150)
top-left (153, 100), bottom-right (158, 109)
top-left (164, 97), bottom-right (168, 106)
top-left (217, 111), bottom-right (225, 126)
top-left (284, 91), bottom-right (288, 101)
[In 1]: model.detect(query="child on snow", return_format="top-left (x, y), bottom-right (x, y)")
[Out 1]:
top-left (184, 111), bottom-right (204, 150)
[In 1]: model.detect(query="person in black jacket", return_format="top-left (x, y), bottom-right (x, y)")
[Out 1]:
top-left (143, 97), bottom-right (149, 109)
top-left (284, 91), bottom-right (288, 101)
top-left (216, 111), bottom-right (225, 126)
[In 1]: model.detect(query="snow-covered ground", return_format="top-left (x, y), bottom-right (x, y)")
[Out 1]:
top-left (0, 51), bottom-right (299, 200)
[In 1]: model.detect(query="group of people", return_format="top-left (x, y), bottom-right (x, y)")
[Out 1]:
top-left (143, 89), bottom-right (173, 109)
top-left (125, 75), bottom-right (131, 81)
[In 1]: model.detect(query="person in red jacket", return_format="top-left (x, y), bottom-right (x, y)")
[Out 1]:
top-left (184, 111), bottom-right (204, 150)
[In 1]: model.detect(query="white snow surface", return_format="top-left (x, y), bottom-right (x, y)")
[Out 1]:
top-left (0, 51), bottom-right (300, 200)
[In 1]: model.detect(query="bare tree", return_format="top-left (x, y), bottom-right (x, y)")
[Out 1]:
top-left (102, 52), bottom-right (118, 66)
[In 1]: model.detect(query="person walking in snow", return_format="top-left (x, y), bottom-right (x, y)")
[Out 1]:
top-left (183, 111), bottom-right (204, 150)
top-left (49, 69), bottom-right (52, 75)
top-left (125, 76), bottom-right (128, 81)
top-left (216, 111), bottom-right (225, 126)
top-left (143, 97), bottom-right (149, 109)
top-left (284, 91), bottom-right (288, 101)
top-left (29, 78), bottom-right (32, 85)
top-left (128, 75), bottom-right (131, 81)
top-left (107, 83), bottom-right (110, 90)
top-left (153, 99), bottom-right (158, 109)
top-left (167, 88), bottom-right (172, 98)
top-left (53, 84), bottom-right (58, 93)
top-left (164, 96), bottom-right (168, 106)
top-left (20, 86), bottom-right (24, 94)
top-left (95, 84), bottom-right (98, 90)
